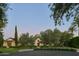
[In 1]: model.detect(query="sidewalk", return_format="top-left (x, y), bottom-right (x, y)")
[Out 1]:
top-left (76, 49), bottom-right (79, 52)
top-left (18, 49), bottom-right (34, 52)
top-left (0, 53), bottom-right (10, 56)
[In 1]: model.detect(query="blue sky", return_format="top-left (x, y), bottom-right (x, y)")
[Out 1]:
top-left (3, 3), bottom-right (73, 39)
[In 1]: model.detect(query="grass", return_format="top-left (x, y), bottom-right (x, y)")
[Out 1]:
top-left (0, 46), bottom-right (36, 53)
top-left (0, 48), bottom-right (18, 53)
top-left (0, 45), bottom-right (36, 53)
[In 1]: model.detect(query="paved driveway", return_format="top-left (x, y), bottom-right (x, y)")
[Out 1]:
top-left (1, 50), bottom-right (79, 56)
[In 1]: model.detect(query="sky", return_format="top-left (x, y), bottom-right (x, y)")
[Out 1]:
top-left (3, 3), bottom-right (74, 39)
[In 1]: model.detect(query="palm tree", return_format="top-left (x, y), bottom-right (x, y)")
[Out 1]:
top-left (69, 14), bottom-right (79, 36)
top-left (68, 24), bottom-right (76, 35)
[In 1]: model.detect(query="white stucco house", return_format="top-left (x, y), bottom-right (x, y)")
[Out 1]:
top-left (3, 38), bottom-right (16, 48)
top-left (34, 38), bottom-right (43, 47)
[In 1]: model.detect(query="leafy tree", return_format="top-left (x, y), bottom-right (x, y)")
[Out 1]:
top-left (40, 31), bottom-right (48, 46)
top-left (40, 28), bottom-right (73, 47)
top-left (0, 3), bottom-right (8, 47)
top-left (40, 29), bottom-right (62, 46)
top-left (60, 31), bottom-right (73, 47)
top-left (19, 33), bottom-right (29, 46)
top-left (45, 29), bottom-right (54, 45)
top-left (53, 28), bottom-right (62, 46)
top-left (0, 3), bottom-right (8, 28)
top-left (68, 25), bottom-right (76, 35)
top-left (19, 33), bottom-right (34, 47)
top-left (33, 34), bottom-right (40, 39)
top-left (69, 36), bottom-right (79, 48)
top-left (28, 35), bottom-right (35, 45)
top-left (49, 3), bottom-right (79, 26)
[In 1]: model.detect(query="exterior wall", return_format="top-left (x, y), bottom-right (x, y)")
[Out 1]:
top-left (11, 41), bottom-right (15, 46)
top-left (3, 40), bottom-right (16, 48)
top-left (34, 38), bottom-right (43, 47)
top-left (3, 41), bottom-right (9, 48)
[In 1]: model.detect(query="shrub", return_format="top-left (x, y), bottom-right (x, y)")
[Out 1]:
top-left (69, 36), bottom-right (79, 48)
top-left (34, 47), bottom-right (76, 52)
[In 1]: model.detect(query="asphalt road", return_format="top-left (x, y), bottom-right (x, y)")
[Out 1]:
top-left (1, 50), bottom-right (79, 56)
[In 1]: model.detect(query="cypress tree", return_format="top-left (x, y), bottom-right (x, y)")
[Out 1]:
top-left (0, 31), bottom-right (3, 47)
top-left (15, 25), bottom-right (18, 46)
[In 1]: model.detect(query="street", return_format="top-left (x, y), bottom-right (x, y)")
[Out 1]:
top-left (1, 50), bottom-right (79, 56)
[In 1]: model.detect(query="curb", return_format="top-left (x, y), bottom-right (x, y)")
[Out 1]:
top-left (18, 49), bottom-right (34, 52)
top-left (76, 49), bottom-right (79, 52)
top-left (0, 53), bottom-right (10, 55)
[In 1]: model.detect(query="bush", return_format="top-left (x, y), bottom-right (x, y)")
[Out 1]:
top-left (34, 47), bottom-right (76, 52)
top-left (69, 36), bottom-right (79, 48)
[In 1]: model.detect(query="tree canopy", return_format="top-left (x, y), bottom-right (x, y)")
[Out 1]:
top-left (0, 3), bottom-right (8, 47)
top-left (49, 3), bottom-right (79, 26)
top-left (0, 3), bottom-right (8, 30)
top-left (40, 28), bottom-right (73, 47)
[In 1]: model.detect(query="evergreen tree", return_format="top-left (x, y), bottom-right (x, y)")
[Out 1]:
top-left (0, 31), bottom-right (3, 47)
top-left (15, 25), bottom-right (18, 46)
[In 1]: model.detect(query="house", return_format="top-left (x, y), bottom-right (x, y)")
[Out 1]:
top-left (3, 38), bottom-right (16, 48)
top-left (34, 38), bottom-right (43, 47)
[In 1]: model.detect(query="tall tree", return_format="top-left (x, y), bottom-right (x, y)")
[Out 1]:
top-left (15, 25), bottom-right (18, 46)
top-left (49, 3), bottom-right (79, 26)
top-left (53, 28), bottom-right (62, 46)
top-left (68, 25), bottom-right (76, 35)
top-left (40, 31), bottom-right (48, 46)
top-left (19, 33), bottom-right (34, 46)
top-left (45, 29), bottom-right (54, 45)
top-left (0, 3), bottom-right (8, 28)
top-left (68, 14), bottom-right (79, 36)
top-left (60, 31), bottom-right (73, 47)
top-left (40, 28), bottom-right (73, 47)
top-left (40, 29), bottom-right (62, 46)
top-left (0, 31), bottom-right (3, 47)
top-left (72, 15), bottom-right (79, 36)
top-left (0, 3), bottom-right (8, 47)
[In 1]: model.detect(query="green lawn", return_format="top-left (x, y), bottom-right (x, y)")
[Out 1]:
top-left (0, 48), bottom-right (18, 53)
